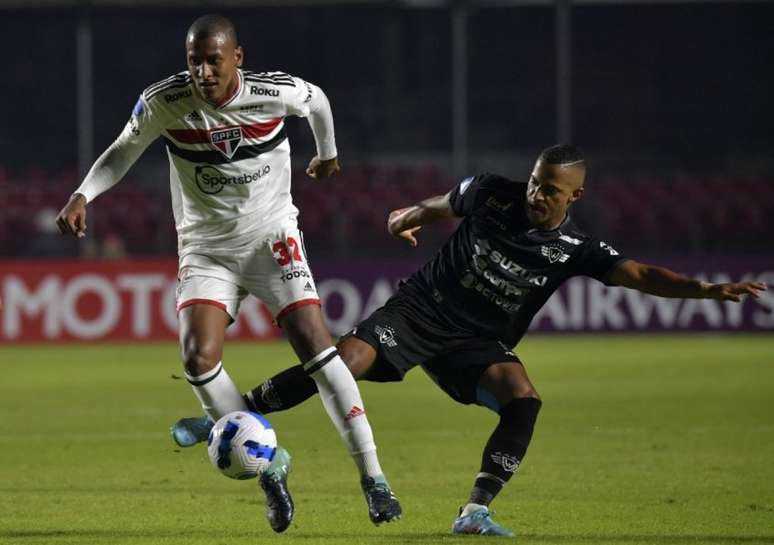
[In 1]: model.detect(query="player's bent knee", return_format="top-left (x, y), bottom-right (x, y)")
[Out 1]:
top-left (180, 340), bottom-right (222, 376)
top-left (501, 371), bottom-right (540, 401)
top-left (514, 386), bottom-right (541, 401)
top-left (482, 362), bottom-right (540, 404)
top-left (496, 385), bottom-right (540, 406)
top-left (336, 337), bottom-right (377, 380)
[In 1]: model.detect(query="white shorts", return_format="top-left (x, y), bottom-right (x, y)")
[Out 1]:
top-left (176, 220), bottom-right (320, 322)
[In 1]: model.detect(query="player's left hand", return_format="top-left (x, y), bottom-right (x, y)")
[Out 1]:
top-left (306, 156), bottom-right (340, 180)
top-left (388, 208), bottom-right (422, 247)
top-left (706, 281), bottom-right (767, 302)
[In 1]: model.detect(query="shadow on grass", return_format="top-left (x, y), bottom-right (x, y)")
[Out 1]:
top-left (4, 529), bottom-right (774, 544)
top-left (522, 535), bottom-right (774, 544)
top-left (1, 529), bottom-right (445, 540)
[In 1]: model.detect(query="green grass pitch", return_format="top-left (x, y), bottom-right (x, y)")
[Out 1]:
top-left (1, 335), bottom-right (773, 545)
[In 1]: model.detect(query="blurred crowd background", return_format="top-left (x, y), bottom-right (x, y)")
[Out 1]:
top-left (3, 2), bottom-right (773, 262)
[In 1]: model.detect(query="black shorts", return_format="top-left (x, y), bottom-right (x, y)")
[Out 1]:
top-left (343, 294), bottom-right (521, 406)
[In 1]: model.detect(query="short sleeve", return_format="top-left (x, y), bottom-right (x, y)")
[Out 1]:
top-left (448, 174), bottom-right (492, 217)
top-left (572, 238), bottom-right (629, 284)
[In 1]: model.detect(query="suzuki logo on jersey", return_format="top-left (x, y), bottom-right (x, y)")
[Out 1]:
top-left (541, 245), bottom-right (570, 263)
top-left (473, 239), bottom-right (548, 287)
top-left (210, 127), bottom-right (243, 159)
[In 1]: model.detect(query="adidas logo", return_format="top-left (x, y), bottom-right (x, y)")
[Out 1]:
top-left (186, 110), bottom-right (202, 121)
top-left (304, 281), bottom-right (315, 292)
top-left (344, 406), bottom-right (365, 421)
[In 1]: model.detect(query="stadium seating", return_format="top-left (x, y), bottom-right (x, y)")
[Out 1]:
top-left (2, 165), bottom-right (772, 258)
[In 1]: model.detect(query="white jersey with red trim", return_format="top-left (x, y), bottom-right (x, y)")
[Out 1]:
top-left (78, 69), bottom-right (336, 256)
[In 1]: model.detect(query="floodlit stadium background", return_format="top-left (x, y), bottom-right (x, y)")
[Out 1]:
top-left (2, 0), bottom-right (772, 342)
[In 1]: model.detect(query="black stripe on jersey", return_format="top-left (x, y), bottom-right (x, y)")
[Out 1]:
top-left (248, 75), bottom-right (294, 84)
top-left (145, 73), bottom-right (191, 93)
top-left (144, 73), bottom-right (190, 96)
top-left (144, 75), bottom-right (179, 95)
top-left (163, 127), bottom-right (287, 165)
top-left (244, 74), bottom-right (293, 82)
top-left (146, 81), bottom-right (192, 101)
top-left (244, 70), bottom-right (294, 81)
top-left (244, 77), bottom-right (296, 88)
top-left (243, 71), bottom-right (295, 86)
top-left (244, 72), bottom-right (295, 83)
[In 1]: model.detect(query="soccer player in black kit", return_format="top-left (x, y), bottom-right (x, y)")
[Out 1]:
top-left (174, 144), bottom-right (766, 536)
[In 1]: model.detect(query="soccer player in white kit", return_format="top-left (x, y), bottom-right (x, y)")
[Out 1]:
top-left (56, 14), bottom-right (401, 531)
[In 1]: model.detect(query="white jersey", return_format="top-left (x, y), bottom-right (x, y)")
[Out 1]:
top-left (76, 69), bottom-right (337, 256)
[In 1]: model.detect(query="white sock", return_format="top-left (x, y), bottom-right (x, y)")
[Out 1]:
top-left (304, 347), bottom-right (383, 479)
top-left (185, 361), bottom-right (247, 420)
top-left (461, 503), bottom-right (489, 517)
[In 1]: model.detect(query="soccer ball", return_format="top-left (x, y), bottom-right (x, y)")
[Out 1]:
top-left (207, 411), bottom-right (277, 480)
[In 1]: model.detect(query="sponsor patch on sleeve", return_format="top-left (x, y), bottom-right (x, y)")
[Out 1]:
top-left (303, 81), bottom-right (312, 103)
top-left (599, 241), bottom-right (619, 256)
top-left (132, 97), bottom-right (145, 117)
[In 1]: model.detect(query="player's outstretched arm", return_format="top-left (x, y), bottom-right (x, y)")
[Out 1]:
top-left (387, 192), bottom-right (456, 247)
top-left (55, 118), bottom-right (156, 238)
top-left (608, 259), bottom-right (767, 302)
top-left (56, 143), bottom-right (137, 238)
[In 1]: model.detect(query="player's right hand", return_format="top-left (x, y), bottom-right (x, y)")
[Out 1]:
top-left (56, 193), bottom-right (88, 238)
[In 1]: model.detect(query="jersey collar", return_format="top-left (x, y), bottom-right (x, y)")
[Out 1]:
top-left (216, 69), bottom-right (242, 108)
top-left (526, 213), bottom-right (571, 234)
top-left (195, 69), bottom-right (243, 110)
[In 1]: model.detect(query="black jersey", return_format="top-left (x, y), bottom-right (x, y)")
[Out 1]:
top-left (399, 173), bottom-right (628, 346)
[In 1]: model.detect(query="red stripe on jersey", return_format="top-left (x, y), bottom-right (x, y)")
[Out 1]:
top-left (167, 128), bottom-right (209, 144)
top-left (242, 118), bottom-right (284, 139)
top-left (167, 118), bottom-right (284, 145)
top-left (214, 71), bottom-right (242, 108)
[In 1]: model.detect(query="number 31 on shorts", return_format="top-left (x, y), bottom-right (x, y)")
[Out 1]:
top-left (272, 237), bottom-right (303, 266)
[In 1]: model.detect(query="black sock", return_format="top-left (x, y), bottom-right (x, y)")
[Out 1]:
top-left (243, 364), bottom-right (319, 414)
top-left (468, 397), bottom-right (542, 506)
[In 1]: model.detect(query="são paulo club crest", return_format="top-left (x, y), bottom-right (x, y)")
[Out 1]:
top-left (210, 127), bottom-right (243, 159)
